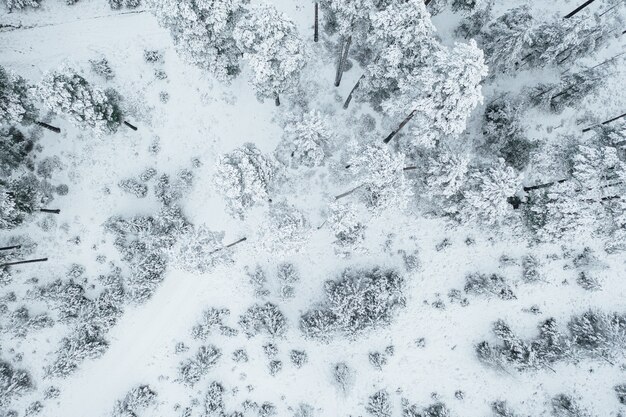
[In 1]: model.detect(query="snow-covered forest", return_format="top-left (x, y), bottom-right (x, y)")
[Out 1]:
top-left (1, 0), bottom-right (626, 416)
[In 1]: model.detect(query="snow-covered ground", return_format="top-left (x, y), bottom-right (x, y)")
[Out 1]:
top-left (2, 1), bottom-right (626, 417)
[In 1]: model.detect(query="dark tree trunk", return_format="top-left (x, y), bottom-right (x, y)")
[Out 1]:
top-left (383, 109), bottom-right (417, 144)
top-left (403, 166), bottom-right (418, 171)
top-left (343, 75), bottom-right (364, 109)
top-left (39, 208), bottom-right (60, 214)
top-left (123, 121), bottom-right (138, 130)
top-left (274, 94), bottom-right (280, 106)
top-left (314, 3), bottom-right (319, 42)
top-left (1, 258), bottom-right (48, 267)
top-left (35, 121), bottom-right (61, 133)
top-left (335, 184), bottom-right (363, 200)
top-left (225, 237), bottom-right (247, 248)
top-left (0, 245), bottom-right (21, 251)
top-left (425, 0), bottom-right (432, 5)
top-left (334, 36), bottom-right (352, 87)
top-left (582, 112), bottom-right (626, 132)
top-left (564, 0), bottom-right (597, 18)
top-left (523, 179), bottom-right (568, 192)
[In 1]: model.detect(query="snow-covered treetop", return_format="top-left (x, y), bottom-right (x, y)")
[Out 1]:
top-left (234, 4), bottom-right (307, 102)
top-left (214, 143), bottom-right (282, 218)
top-left (38, 66), bottom-right (122, 134)
top-left (275, 110), bottom-right (332, 168)
top-left (0, 65), bottom-right (37, 128)
top-left (149, 0), bottom-right (248, 82)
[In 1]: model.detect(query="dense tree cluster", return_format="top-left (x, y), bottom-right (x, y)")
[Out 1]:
top-left (300, 267), bottom-right (405, 340)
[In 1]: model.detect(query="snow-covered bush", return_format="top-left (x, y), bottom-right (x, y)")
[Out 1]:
top-left (260, 202), bottom-right (311, 254)
top-left (204, 381), bottom-right (225, 417)
top-left (0, 127), bottom-right (34, 177)
top-left (3, 0), bottom-right (41, 11)
top-left (154, 169), bottom-right (194, 205)
top-left (300, 267), bottom-right (405, 340)
top-left (148, 0), bottom-right (247, 82)
top-left (402, 400), bottom-right (452, 417)
top-left (327, 201), bottom-right (367, 254)
top-left (0, 66), bottom-right (37, 127)
top-left (1, 174), bottom-right (50, 230)
top-left (170, 226), bottom-right (234, 274)
top-left (464, 272), bottom-right (515, 300)
top-left (0, 360), bottom-right (33, 407)
top-left (275, 110), bottom-right (332, 168)
top-left (551, 394), bottom-right (591, 417)
top-left (234, 4), bottom-right (307, 104)
top-left (118, 178), bottom-right (148, 198)
top-left (332, 362), bottom-right (353, 393)
top-left (214, 143), bottom-right (281, 218)
top-left (112, 385), bottom-right (157, 417)
top-left (568, 310), bottom-right (626, 362)
top-left (178, 345), bottom-right (222, 386)
top-left (366, 390), bottom-right (392, 417)
top-left (47, 325), bottom-right (109, 377)
top-left (238, 303), bottom-right (287, 338)
top-left (289, 350), bottom-right (307, 368)
top-left (38, 67), bottom-right (123, 134)
top-left (89, 58), bottom-right (115, 81)
top-left (491, 401), bottom-right (522, 417)
top-left (191, 308), bottom-right (232, 340)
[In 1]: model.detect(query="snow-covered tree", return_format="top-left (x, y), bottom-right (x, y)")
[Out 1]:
top-left (0, 66), bottom-right (38, 128)
top-left (455, 1), bottom-right (493, 39)
top-left (260, 201), bottom-right (311, 254)
top-left (383, 40), bottom-right (488, 146)
top-left (214, 143), bottom-right (281, 218)
top-left (344, 143), bottom-right (413, 213)
top-left (112, 385), bottom-right (157, 417)
top-left (461, 159), bottom-right (521, 225)
top-left (170, 226), bottom-right (236, 274)
top-left (480, 6), bottom-right (535, 75)
top-left (234, 4), bottom-right (307, 104)
top-left (38, 67), bottom-right (122, 134)
top-left (424, 149), bottom-right (470, 213)
top-left (0, 175), bottom-right (46, 230)
top-left (530, 68), bottom-right (604, 113)
top-left (327, 201), bottom-right (366, 254)
top-left (275, 110), bottom-right (332, 168)
top-left (351, 0), bottom-right (437, 109)
top-left (148, 0), bottom-right (248, 82)
top-left (3, 0), bottom-right (41, 12)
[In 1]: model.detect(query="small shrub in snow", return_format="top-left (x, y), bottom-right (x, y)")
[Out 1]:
top-left (232, 349), bottom-right (248, 363)
top-left (300, 267), bottom-right (405, 340)
top-left (118, 178), bottom-right (148, 198)
top-left (268, 360), bottom-right (282, 376)
top-left (112, 385), bottom-right (157, 417)
top-left (239, 303), bottom-right (287, 338)
top-left (178, 345), bottom-right (222, 386)
top-left (368, 351), bottom-right (387, 370)
top-left (332, 362), bottom-right (353, 393)
top-left (491, 401), bottom-right (522, 417)
top-left (204, 381), bottom-right (225, 417)
top-left (576, 272), bottom-right (601, 291)
top-left (615, 384), bottom-right (626, 405)
top-left (89, 58), bottom-right (115, 81)
top-left (143, 50), bottom-right (164, 64)
top-left (551, 394), bottom-right (591, 417)
top-left (568, 310), bottom-right (626, 362)
top-left (293, 404), bottom-right (314, 417)
top-left (289, 350), bottom-right (307, 368)
top-left (47, 325), bottom-right (109, 377)
top-left (464, 272), bottom-right (515, 300)
top-left (214, 143), bottom-right (281, 218)
top-left (246, 265), bottom-right (269, 298)
top-left (192, 308), bottom-right (231, 340)
top-left (366, 390), bottom-right (392, 417)
top-left (521, 255), bottom-right (542, 283)
top-left (3, 0), bottom-right (42, 11)
top-left (327, 202), bottom-right (366, 254)
top-left (0, 360), bottom-right (33, 407)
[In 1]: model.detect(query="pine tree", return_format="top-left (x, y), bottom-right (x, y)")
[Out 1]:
top-left (0, 66), bottom-right (38, 129)
top-left (382, 40), bottom-right (487, 145)
top-left (234, 4), bottom-right (307, 104)
top-left (38, 67), bottom-right (122, 134)
top-left (344, 143), bottom-right (413, 213)
top-left (214, 143), bottom-right (281, 218)
top-left (170, 226), bottom-right (235, 274)
top-left (480, 6), bottom-right (536, 75)
top-left (0, 175), bottom-right (45, 230)
top-left (327, 201), bottom-right (367, 253)
top-left (260, 201), bottom-right (311, 254)
top-left (461, 159), bottom-right (521, 225)
top-left (148, 0), bottom-right (248, 82)
top-left (351, 0), bottom-right (437, 109)
top-left (275, 110), bottom-right (331, 168)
